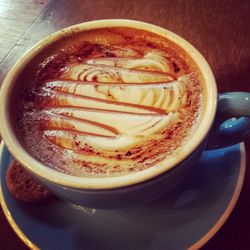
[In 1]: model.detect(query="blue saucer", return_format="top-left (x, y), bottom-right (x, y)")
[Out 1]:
top-left (0, 142), bottom-right (245, 250)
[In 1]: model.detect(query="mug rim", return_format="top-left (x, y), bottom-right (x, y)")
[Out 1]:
top-left (0, 19), bottom-right (217, 189)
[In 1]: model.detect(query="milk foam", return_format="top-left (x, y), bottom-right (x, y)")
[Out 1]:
top-left (40, 52), bottom-right (188, 150)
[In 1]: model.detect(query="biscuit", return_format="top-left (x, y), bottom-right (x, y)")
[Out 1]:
top-left (6, 160), bottom-right (53, 202)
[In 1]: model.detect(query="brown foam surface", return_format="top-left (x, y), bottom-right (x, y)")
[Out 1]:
top-left (15, 27), bottom-right (202, 177)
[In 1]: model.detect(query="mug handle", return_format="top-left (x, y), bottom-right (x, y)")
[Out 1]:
top-left (206, 92), bottom-right (250, 149)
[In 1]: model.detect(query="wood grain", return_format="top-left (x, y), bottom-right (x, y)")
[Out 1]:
top-left (0, 0), bottom-right (250, 249)
top-left (0, 0), bottom-right (50, 63)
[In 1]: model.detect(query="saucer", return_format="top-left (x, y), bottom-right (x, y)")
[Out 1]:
top-left (0, 142), bottom-right (245, 250)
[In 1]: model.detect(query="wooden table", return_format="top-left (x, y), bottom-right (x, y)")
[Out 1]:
top-left (0, 0), bottom-right (250, 249)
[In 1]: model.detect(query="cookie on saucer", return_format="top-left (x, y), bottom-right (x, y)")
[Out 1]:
top-left (6, 160), bottom-right (53, 203)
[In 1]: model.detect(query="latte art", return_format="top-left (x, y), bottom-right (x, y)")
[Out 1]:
top-left (41, 80), bottom-right (185, 147)
top-left (62, 51), bottom-right (175, 83)
top-left (87, 51), bottom-right (173, 72)
top-left (17, 27), bottom-right (202, 176)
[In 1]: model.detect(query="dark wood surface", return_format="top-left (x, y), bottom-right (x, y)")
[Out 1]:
top-left (0, 0), bottom-right (250, 249)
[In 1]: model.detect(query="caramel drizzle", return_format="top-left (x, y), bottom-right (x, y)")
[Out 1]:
top-left (62, 63), bottom-right (176, 83)
top-left (44, 111), bottom-right (119, 136)
top-left (44, 128), bottom-right (116, 139)
top-left (45, 79), bottom-right (175, 86)
top-left (41, 88), bottom-right (168, 114)
top-left (36, 53), bottom-right (187, 152)
top-left (44, 105), bottom-right (168, 116)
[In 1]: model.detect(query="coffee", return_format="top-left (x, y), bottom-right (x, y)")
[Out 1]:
top-left (14, 27), bottom-right (202, 177)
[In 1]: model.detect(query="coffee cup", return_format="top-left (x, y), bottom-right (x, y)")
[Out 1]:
top-left (0, 20), bottom-right (249, 209)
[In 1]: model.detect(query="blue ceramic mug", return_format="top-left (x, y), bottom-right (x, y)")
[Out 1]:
top-left (0, 20), bottom-right (249, 209)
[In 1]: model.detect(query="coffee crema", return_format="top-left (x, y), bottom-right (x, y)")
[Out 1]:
top-left (16, 27), bottom-right (202, 177)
